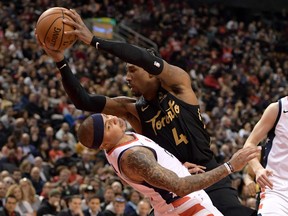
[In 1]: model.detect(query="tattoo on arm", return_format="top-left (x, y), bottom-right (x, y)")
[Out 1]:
top-left (125, 148), bottom-right (228, 197)
top-left (125, 148), bottom-right (180, 189)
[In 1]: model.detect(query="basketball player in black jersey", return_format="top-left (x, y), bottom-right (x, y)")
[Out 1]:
top-left (37, 9), bottom-right (256, 216)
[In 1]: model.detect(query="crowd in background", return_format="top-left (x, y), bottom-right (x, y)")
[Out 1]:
top-left (0, 0), bottom-right (288, 215)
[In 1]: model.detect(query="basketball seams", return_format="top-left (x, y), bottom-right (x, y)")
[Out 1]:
top-left (43, 16), bottom-right (63, 49)
top-left (37, 9), bottom-right (65, 25)
top-left (36, 7), bottom-right (77, 51)
top-left (57, 8), bottom-right (65, 51)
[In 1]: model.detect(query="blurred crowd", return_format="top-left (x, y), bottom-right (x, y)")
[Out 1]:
top-left (0, 0), bottom-right (288, 215)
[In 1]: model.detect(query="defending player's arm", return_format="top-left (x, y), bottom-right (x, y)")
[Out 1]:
top-left (243, 102), bottom-right (278, 189)
top-left (63, 9), bottom-right (197, 105)
top-left (242, 164), bottom-right (258, 197)
top-left (121, 146), bottom-right (260, 197)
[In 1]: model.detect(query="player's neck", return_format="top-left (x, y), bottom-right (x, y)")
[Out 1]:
top-left (107, 134), bottom-right (136, 152)
top-left (120, 133), bottom-right (135, 144)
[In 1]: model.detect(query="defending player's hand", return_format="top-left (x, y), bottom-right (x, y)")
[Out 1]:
top-left (245, 181), bottom-right (257, 197)
top-left (228, 146), bottom-right (261, 173)
top-left (63, 9), bottom-right (94, 45)
top-left (183, 162), bottom-right (206, 174)
top-left (255, 168), bottom-right (273, 189)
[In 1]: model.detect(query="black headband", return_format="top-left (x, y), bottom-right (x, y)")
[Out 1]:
top-left (91, 114), bottom-right (104, 149)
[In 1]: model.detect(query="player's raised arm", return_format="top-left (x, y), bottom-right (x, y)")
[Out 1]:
top-left (63, 9), bottom-right (197, 104)
top-left (36, 32), bottom-right (139, 123)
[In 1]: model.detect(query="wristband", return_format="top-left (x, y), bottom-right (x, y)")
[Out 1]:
top-left (224, 162), bottom-right (233, 174)
top-left (90, 36), bottom-right (99, 49)
top-left (226, 161), bottom-right (234, 172)
top-left (56, 58), bottom-right (68, 71)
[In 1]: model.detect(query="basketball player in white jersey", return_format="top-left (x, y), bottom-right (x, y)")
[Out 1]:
top-left (244, 96), bottom-right (288, 216)
top-left (77, 113), bottom-right (260, 216)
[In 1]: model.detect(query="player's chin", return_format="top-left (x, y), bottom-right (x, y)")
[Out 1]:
top-left (131, 90), bottom-right (141, 97)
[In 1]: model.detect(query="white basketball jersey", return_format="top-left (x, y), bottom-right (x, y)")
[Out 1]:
top-left (105, 132), bottom-right (222, 216)
top-left (263, 96), bottom-right (288, 190)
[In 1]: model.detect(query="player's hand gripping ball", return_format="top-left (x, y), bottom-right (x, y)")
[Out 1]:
top-left (36, 7), bottom-right (77, 51)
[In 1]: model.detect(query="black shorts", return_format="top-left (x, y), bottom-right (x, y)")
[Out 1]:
top-left (207, 187), bottom-right (257, 216)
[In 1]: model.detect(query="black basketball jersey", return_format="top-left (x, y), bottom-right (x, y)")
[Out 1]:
top-left (136, 87), bottom-right (214, 167)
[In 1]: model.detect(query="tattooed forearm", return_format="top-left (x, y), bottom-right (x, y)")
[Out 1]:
top-left (177, 166), bottom-right (228, 196)
top-left (123, 148), bottom-right (181, 189)
top-left (122, 147), bottom-right (228, 197)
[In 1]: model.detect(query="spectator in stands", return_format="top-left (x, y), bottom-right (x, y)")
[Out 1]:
top-left (111, 181), bottom-right (123, 196)
top-left (53, 167), bottom-right (78, 198)
top-left (39, 181), bottom-right (54, 202)
top-left (124, 190), bottom-right (141, 216)
top-left (18, 133), bottom-right (38, 164)
top-left (19, 178), bottom-right (41, 212)
top-left (1, 136), bottom-right (22, 163)
top-left (2, 177), bottom-right (15, 189)
top-left (11, 169), bottom-right (22, 184)
top-left (57, 195), bottom-right (84, 216)
top-left (88, 177), bottom-right (104, 200)
top-left (19, 160), bottom-right (32, 179)
top-left (29, 166), bottom-right (45, 195)
top-left (68, 164), bottom-right (83, 189)
top-left (83, 195), bottom-right (103, 216)
top-left (37, 139), bottom-right (50, 163)
top-left (55, 122), bottom-right (77, 147)
top-left (102, 195), bottom-right (126, 216)
top-left (0, 149), bottom-right (20, 171)
top-left (0, 195), bottom-right (20, 216)
top-left (128, 199), bottom-right (151, 216)
top-left (76, 149), bottom-right (95, 176)
top-left (0, 181), bottom-right (6, 209)
top-left (33, 156), bottom-right (51, 182)
top-left (37, 189), bottom-right (61, 216)
top-left (54, 146), bottom-right (78, 169)
top-left (81, 185), bottom-right (96, 211)
top-left (0, 106), bottom-right (15, 130)
top-left (49, 139), bottom-right (64, 165)
top-left (6, 184), bottom-right (34, 216)
top-left (100, 186), bottom-right (115, 211)
top-left (0, 172), bottom-right (10, 181)
top-left (0, 121), bottom-right (10, 148)
top-left (44, 126), bottom-right (55, 146)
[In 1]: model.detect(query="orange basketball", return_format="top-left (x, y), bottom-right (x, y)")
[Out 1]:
top-left (36, 7), bottom-right (77, 51)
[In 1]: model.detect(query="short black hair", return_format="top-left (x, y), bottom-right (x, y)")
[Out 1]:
top-left (6, 194), bottom-right (17, 202)
top-left (88, 195), bottom-right (101, 202)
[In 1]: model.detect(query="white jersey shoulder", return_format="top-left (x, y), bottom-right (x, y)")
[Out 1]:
top-left (264, 96), bottom-right (288, 189)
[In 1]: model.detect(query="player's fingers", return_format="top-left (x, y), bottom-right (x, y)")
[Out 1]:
top-left (247, 186), bottom-right (256, 196)
top-left (65, 9), bottom-right (83, 24)
top-left (183, 162), bottom-right (206, 170)
top-left (262, 177), bottom-right (273, 189)
top-left (257, 177), bottom-right (273, 189)
top-left (187, 167), bottom-right (205, 174)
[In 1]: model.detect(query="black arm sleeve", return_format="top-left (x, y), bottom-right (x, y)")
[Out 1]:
top-left (90, 36), bottom-right (164, 75)
top-left (56, 58), bottom-right (106, 113)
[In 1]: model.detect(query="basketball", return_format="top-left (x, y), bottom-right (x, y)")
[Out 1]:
top-left (36, 7), bottom-right (77, 51)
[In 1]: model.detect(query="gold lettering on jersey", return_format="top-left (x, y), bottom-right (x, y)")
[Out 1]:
top-left (146, 100), bottom-right (180, 135)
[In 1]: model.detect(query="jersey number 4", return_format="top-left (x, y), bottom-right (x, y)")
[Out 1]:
top-left (172, 127), bottom-right (188, 145)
